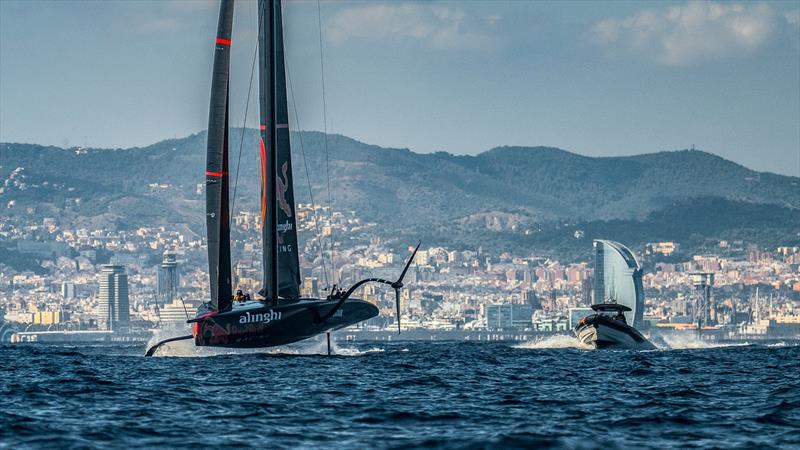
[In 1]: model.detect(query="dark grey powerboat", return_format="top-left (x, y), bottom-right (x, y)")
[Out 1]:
top-left (575, 304), bottom-right (655, 350)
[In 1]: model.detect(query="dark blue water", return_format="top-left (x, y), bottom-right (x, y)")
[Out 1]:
top-left (1, 339), bottom-right (799, 449)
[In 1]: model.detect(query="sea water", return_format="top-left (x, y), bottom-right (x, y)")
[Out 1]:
top-left (1, 339), bottom-right (798, 448)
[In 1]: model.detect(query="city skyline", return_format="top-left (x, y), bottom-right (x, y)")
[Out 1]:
top-left (2, 2), bottom-right (799, 447)
top-left (1, 0), bottom-right (799, 176)
top-left (2, 202), bottom-right (798, 338)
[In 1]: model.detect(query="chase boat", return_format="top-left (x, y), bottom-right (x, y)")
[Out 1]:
top-left (574, 304), bottom-right (655, 350)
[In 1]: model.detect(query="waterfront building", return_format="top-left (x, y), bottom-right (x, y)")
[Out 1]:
top-left (484, 303), bottom-right (533, 330)
top-left (523, 289), bottom-right (540, 309)
top-left (421, 293), bottom-right (444, 315)
top-left (645, 241), bottom-right (679, 256)
top-left (32, 307), bottom-right (69, 325)
top-left (98, 264), bottom-right (129, 330)
top-left (593, 239), bottom-right (645, 327)
top-left (158, 298), bottom-right (199, 327)
top-left (738, 316), bottom-right (800, 338)
top-left (61, 282), bottom-right (75, 300)
top-left (581, 276), bottom-right (593, 305)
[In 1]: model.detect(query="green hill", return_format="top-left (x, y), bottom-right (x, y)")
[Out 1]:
top-left (2, 130), bottom-right (798, 255)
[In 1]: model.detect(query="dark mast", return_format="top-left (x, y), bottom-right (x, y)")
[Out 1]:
top-left (205, 0), bottom-right (234, 312)
top-left (258, 0), bottom-right (301, 302)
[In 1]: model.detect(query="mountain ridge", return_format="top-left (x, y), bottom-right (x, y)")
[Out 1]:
top-left (1, 130), bottom-right (798, 256)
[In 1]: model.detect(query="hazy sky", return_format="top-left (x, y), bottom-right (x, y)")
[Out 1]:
top-left (1, 0), bottom-right (799, 176)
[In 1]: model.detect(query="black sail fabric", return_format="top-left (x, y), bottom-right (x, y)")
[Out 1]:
top-left (257, 0), bottom-right (273, 299)
top-left (205, 0), bottom-right (234, 311)
top-left (273, 0), bottom-right (301, 299)
top-left (258, 0), bottom-right (301, 300)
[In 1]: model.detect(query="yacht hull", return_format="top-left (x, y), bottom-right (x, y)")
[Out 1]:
top-left (192, 298), bottom-right (378, 348)
top-left (575, 315), bottom-right (655, 350)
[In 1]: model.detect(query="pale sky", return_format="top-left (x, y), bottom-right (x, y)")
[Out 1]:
top-left (1, 0), bottom-right (799, 176)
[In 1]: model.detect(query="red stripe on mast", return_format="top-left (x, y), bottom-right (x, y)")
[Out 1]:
top-left (206, 171), bottom-right (226, 177)
top-left (216, 38), bottom-right (231, 45)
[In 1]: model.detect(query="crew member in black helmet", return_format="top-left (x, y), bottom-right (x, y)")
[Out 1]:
top-left (234, 289), bottom-right (245, 302)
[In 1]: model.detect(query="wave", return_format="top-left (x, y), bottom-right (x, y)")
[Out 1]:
top-left (513, 335), bottom-right (593, 350)
top-left (651, 333), bottom-right (749, 350)
top-left (145, 331), bottom-right (387, 357)
top-left (264, 340), bottom-right (385, 357)
top-left (764, 341), bottom-right (800, 348)
top-left (331, 346), bottom-right (386, 356)
top-left (513, 333), bottom-right (757, 351)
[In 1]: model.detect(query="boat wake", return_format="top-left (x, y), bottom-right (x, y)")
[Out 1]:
top-left (328, 346), bottom-right (386, 356)
top-left (514, 335), bottom-right (593, 350)
top-left (268, 340), bottom-right (385, 357)
top-left (512, 333), bottom-right (753, 352)
top-left (764, 341), bottom-right (799, 348)
top-left (145, 331), bottom-right (387, 357)
top-left (650, 333), bottom-right (749, 350)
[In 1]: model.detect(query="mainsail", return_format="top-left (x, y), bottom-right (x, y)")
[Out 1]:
top-left (206, 0), bottom-right (235, 311)
top-left (146, 0), bottom-right (394, 357)
top-left (258, 0), bottom-right (301, 300)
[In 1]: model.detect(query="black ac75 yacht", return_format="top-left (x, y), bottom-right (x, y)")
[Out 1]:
top-left (146, 0), bottom-right (417, 356)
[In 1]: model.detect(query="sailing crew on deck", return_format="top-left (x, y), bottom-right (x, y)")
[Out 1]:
top-left (234, 289), bottom-right (245, 302)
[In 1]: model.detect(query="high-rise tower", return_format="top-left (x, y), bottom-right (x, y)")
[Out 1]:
top-left (98, 264), bottom-right (129, 330)
top-left (61, 281), bottom-right (75, 300)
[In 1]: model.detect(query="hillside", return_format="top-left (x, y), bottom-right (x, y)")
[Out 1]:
top-left (1, 130), bottom-right (798, 255)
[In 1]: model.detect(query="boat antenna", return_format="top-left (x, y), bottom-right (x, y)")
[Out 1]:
top-left (230, 0), bottom-right (260, 219)
top-left (286, 63), bottom-right (330, 288)
top-left (317, 0), bottom-right (336, 288)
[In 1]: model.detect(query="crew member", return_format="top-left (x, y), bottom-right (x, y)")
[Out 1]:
top-left (234, 289), bottom-right (245, 302)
